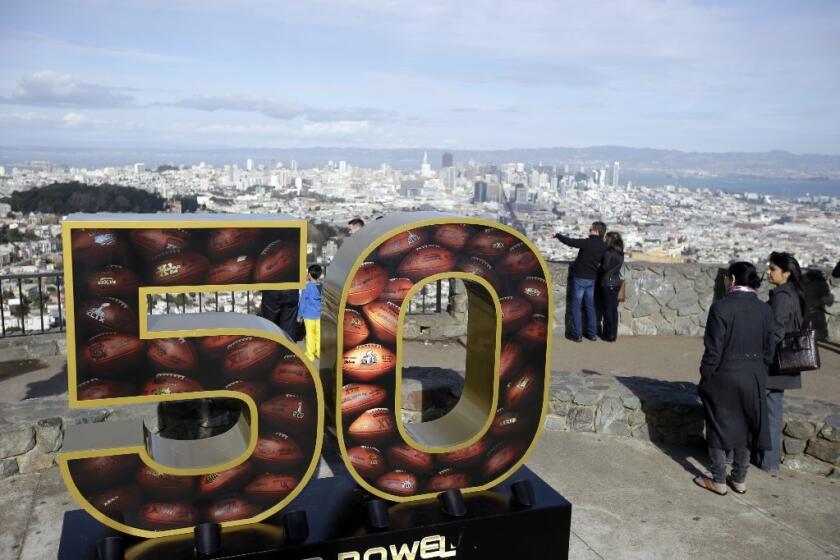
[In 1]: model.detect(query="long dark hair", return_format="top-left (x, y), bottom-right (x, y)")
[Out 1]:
top-left (605, 231), bottom-right (624, 254)
top-left (728, 261), bottom-right (761, 289)
top-left (769, 251), bottom-right (806, 317)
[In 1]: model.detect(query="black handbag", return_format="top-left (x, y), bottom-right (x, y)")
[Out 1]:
top-left (774, 321), bottom-right (820, 374)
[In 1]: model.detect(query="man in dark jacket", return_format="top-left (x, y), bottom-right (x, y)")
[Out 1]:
top-left (260, 289), bottom-right (300, 340)
top-left (554, 221), bottom-right (607, 341)
top-left (833, 260), bottom-right (840, 278)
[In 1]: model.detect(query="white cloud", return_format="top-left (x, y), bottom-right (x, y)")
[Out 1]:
top-left (0, 111), bottom-right (49, 121)
top-left (62, 112), bottom-right (90, 126)
top-left (300, 120), bottom-right (370, 136)
top-left (171, 95), bottom-right (390, 122)
top-left (0, 71), bottom-right (134, 108)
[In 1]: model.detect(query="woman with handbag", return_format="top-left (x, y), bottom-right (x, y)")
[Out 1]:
top-left (758, 251), bottom-right (808, 471)
top-left (599, 231), bottom-right (624, 342)
top-left (695, 262), bottom-right (774, 495)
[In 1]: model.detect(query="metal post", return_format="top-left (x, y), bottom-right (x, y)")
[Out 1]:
top-left (18, 278), bottom-right (25, 335)
top-left (37, 275), bottom-right (45, 332)
top-left (246, 291), bottom-right (251, 314)
top-left (436, 279), bottom-right (443, 314)
top-left (57, 274), bottom-right (64, 332)
top-left (0, 280), bottom-right (6, 336)
top-left (198, 292), bottom-right (203, 313)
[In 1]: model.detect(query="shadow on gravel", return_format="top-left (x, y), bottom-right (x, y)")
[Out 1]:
top-left (25, 363), bottom-right (68, 399)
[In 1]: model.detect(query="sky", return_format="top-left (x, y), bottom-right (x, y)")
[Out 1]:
top-left (0, 0), bottom-right (838, 154)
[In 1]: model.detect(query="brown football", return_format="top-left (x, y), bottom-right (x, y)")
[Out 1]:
top-left (490, 407), bottom-right (531, 436)
top-left (138, 501), bottom-right (198, 530)
top-left (375, 470), bottom-right (418, 497)
top-left (199, 335), bottom-right (242, 358)
top-left (387, 443), bottom-right (434, 473)
top-left (342, 344), bottom-right (396, 382)
top-left (152, 251), bottom-right (209, 286)
top-left (377, 277), bottom-right (414, 304)
top-left (504, 368), bottom-right (540, 410)
top-left (517, 314), bottom-right (548, 347)
top-left (206, 255), bottom-right (255, 285)
top-left (348, 262), bottom-right (388, 305)
top-left (207, 228), bottom-right (261, 259)
top-left (77, 378), bottom-right (137, 401)
top-left (259, 394), bottom-right (315, 434)
top-left (137, 465), bottom-right (194, 497)
top-left (437, 436), bottom-right (492, 467)
top-left (204, 497), bottom-right (261, 523)
top-left (362, 300), bottom-right (400, 344)
top-left (252, 432), bottom-right (304, 471)
top-left (224, 379), bottom-right (270, 404)
top-left (500, 296), bottom-right (533, 333)
top-left (86, 265), bottom-right (141, 299)
top-left (498, 341), bottom-right (522, 382)
top-left (455, 256), bottom-right (501, 292)
top-left (465, 228), bottom-right (518, 260)
top-left (482, 442), bottom-right (524, 479)
top-left (426, 469), bottom-right (471, 492)
top-left (269, 354), bottom-right (313, 393)
top-left (517, 276), bottom-right (548, 313)
top-left (81, 333), bottom-right (145, 377)
top-left (341, 383), bottom-right (388, 417)
top-left (130, 229), bottom-right (191, 259)
top-left (378, 229), bottom-right (429, 259)
top-left (222, 337), bottom-right (280, 378)
top-left (343, 308), bottom-right (370, 348)
top-left (89, 485), bottom-right (141, 519)
top-left (396, 244), bottom-right (456, 282)
top-left (244, 473), bottom-right (299, 503)
top-left (142, 373), bottom-right (203, 396)
top-left (198, 462), bottom-right (254, 497)
top-left (347, 407), bottom-right (395, 444)
top-left (254, 240), bottom-right (297, 283)
top-left (71, 229), bottom-right (123, 265)
top-left (78, 297), bottom-right (137, 336)
top-left (498, 242), bottom-right (540, 277)
top-left (347, 446), bottom-right (387, 480)
top-left (434, 224), bottom-right (473, 251)
top-left (147, 337), bottom-right (198, 374)
top-left (69, 455), bottom-right (138, 491)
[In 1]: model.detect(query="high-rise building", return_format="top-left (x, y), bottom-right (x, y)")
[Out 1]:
top-left (246, 159), bottom-right (254, 171)
top-left (515, 183), bottom-right (528, 203)
top-left (290, 160), bottom-right (298, 172)
top-left (269, 158), bottom-right (276, 170)
top-left (421, 151), bottom-right (432, 177)
top-left (612, 161), bottom-right (620, 188)
top-left (134, 163), bottom-right (145, 175)
top-left (339, 161), bottom-right (347, 175)
top-left (401, 179), bottom-right (424, 197)
top-left (442, 152), bottom-right (454, 168)
top-left (473, 181), bottom-right (488, 203)
top-left (0, 166), bottom-right (5, 177)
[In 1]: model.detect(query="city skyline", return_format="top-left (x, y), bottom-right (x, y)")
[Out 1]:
top-left (1, 1), bottom-right (839, 154)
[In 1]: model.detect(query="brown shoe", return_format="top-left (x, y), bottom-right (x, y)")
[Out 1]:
top-left (726, 476), bottom-right (746, 494)
top-left (693, 475), bottom-right (728, 496)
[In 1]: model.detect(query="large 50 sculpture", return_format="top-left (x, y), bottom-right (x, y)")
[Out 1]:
top-left (58, 212), bottom-right (552, 538)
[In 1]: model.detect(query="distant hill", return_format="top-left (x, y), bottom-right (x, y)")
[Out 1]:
top-left (5, 182), bottom-right (165, 214)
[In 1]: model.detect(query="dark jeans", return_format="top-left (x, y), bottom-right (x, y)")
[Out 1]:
top-left (599, 285), bottom-right (620, 340)
top-left (757, 389), bottom-right (784, 471)
top-left (709, 447), bottom-right (749, 484)
top-left (571, 277), bottom-right (596, 340)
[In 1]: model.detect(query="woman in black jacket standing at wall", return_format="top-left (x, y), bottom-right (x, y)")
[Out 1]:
top-left (757, 252), bottom-right (806, 471)
top-left (695, 262), bottom-right (774, 495)
top-left (599, 232), bottom-right (624, 342)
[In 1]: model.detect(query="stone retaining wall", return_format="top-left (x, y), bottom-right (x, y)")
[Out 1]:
top-left (0, 333), bottom-right (66, 362)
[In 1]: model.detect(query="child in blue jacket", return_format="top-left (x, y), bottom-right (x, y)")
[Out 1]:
top-left (298, 264), bottom-right (322, 361)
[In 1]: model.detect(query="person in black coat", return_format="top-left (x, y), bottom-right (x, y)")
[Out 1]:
top-left (695, 262), bottom-right (774, 495)
top-left (599, 231), bottom-right (624, 342)
top-left (554, 221), bottom-right (607, 341)
top-left (260, 289), bottom-right (300, 340)
top-left (833, 260), bottom-right (840, 279)
top-left (756, 252), bottom-right (806, 471)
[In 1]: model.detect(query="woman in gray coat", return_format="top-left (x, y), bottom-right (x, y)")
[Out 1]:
top-left (695, 262), bottom-right (774, 495)
top-left (757, 252), bottom-right (806, 471)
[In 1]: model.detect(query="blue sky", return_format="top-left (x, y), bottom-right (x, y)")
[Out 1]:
top-left (0, 0), bottom-right (838, 153)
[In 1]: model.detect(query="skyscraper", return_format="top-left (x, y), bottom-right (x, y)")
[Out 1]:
top-left (473, 181), bottom-right (488, 203)
top-left (612, 161), bottom-right (620, 188)
top-left (421, 151), bottom-right (432, 177)
top-left (442, 152), bottom-right (454, 168)
top-left (246, 159), bottom-right (254, 171)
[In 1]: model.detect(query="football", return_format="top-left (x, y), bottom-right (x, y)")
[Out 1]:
top-left (490, 408), bottom-right (530, 436)
top-left (517, 276), bottom-right (548, 313)
top-left (362, 300), bottom-right (400, 344)
top-left (252, 432), bottom-right (304, 471)
top-left (81, 333), bottom-right (146, 377)
top-left (455, 256), bottom-right (501, 292)
top-left (204, 497), bottom-right (260, 523)
top-left (347, 407), bottom-right (395, 444)
top-left (137, 465), bottom-right (194, 496)
top-left (341, 383), bottom-right (388, 417)
top-left (254, 240), bottom-right (297, 283)
top-left (346, 446), bottom-right (386, 480)
top-left (72, 229), bottom-right (123, 265)
top-left (142, 373), bottom-right (203, 396)
top-left (342, 344), bottom-right (396, 382)
top-left (89, 485), bottom-right (141, 519)
top-left (343, 309), bottom-right (370, 348)
top-left (79, 297), bottom-right (137, 336)
top-left (500, 296), bottom-right (533, 333)
top-left (259, 394), bottom-right (315, 434)
top-left (499, 242), bottom-right (540, 277)
top-left (244, 473), bottom-right (299, 503)
top-left (199, 335), bottom-right (242, 358)
top-left (396, 245), bottom-right (457, 282)
top-left (269, 354), bottom-right (314, 393)
top-left (77, 378), bottom-right (137, 401)
top-left (386, 443), bottom-right (434, 473)
top-left (222, 337), bottom-right (280, 379)
top-left (377, 277), bottom-right (414, 304)
top-left (198, 462), bottom-right (254, 497)
top-left (437, 436), bottom-right (491, 467)
top-left (206, 255), bottom-right (255, 285)
top-left (152, 251), bottom-right (209, 286)
top-left (86, 265), bottom-right (141, 299)
top-left (129, 229), bottom-right (191, 259)
top-left (504, 368), bottom-right (540, 410)
top-left (375, 470), bottom-right (418, 497)
top-left (347, 262), bottom-right (388, 306)
top-left (138, 501), bottom-right (198, 530)
top-left (465, 229), bottom-right (518, 260)
top-left (378, 229), bottom-right (428, 260)
top-left (426, 469), bottom-right (471, 492)
top-left (207, 228), bottom-right (261, 260)
top-left (517, 314), bottom-right (548, 347)
top-left (498, 341), bottom-right (522, 382)
top-left (224, 379), bottom-right (270, 404)
top-left (433, 224), bottom-right (473, 251)
top-left (482, 442), bottom-right (523, 479)
top-left (69, 455), bottom-right (138, 491)
top-left (147, 337), bottom-right (199, 374)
